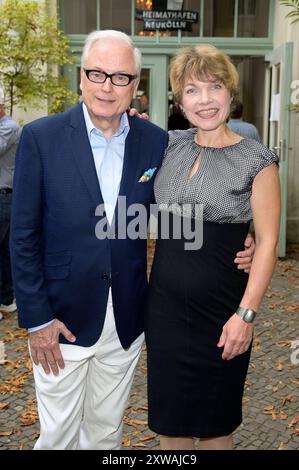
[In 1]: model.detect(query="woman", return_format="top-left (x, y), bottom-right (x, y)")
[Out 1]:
top-left (145, 45), bottom-right (280, 450)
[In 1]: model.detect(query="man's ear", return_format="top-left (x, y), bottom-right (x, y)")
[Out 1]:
top-left (79, 68), bottom-right (84, 93)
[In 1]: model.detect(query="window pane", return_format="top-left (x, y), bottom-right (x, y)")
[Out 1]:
top-left (181, 0), bottom-right (201, 37)
top-left (238, 0), bottom-right (269, 37)
top-left (131, 68), bottom-right (150, 113)
top-left (135, 0), bottom-right (178, 37)
top-left (100, 0), bottom-right (132, 35)
top-left (204, 0), bottom-right (235, 37)
top-left (62, 0), bottom-right (97, 34)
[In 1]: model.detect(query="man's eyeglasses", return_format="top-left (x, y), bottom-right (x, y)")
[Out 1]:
top-left (84, 69), bottom-right (137, 87)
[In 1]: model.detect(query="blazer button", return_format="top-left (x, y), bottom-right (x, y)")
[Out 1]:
top-left (101, 273), bottom-right (109, 281)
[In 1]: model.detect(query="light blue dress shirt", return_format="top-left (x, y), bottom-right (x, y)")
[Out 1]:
top-left (28, 104), bottom-right (130, 333)
top-left (82, 103), bottom-right (130, 224)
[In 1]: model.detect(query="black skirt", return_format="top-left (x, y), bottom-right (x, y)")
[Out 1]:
top-left (145, 216), bottom-right (252, 438)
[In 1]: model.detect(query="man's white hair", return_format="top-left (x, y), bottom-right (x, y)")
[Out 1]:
top-left (0, 86), bottom-right (4, 105)
top-left (81, 30), bottom-right (142, 77)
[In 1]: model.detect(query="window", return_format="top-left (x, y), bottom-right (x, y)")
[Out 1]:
top-left (135, 0), bottom-right (200, 37)
top-left (204, 0), bottom-right (235, 37)
top-left (62, 0), bottom-right (97, 34)
top-left (182, 0), bottom-right (201, 37)
top-left (238, 0), bottom-right (269, 37)
top-left (239, 0), bottom-right (256, 16)
top-left (100, 0), bottom-right (132, 35)
top-left (61, 0), bottom-right (270, 39)
top-left (135, 0), bottom-right (176, 37)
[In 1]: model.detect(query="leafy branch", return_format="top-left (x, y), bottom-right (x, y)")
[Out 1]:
top-left (0, 0), bottom-right (79, 116)
top-left (280, 0), bottom-right (299, 23)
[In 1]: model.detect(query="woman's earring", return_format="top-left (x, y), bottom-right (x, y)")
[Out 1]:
top-left (179, 104), bottom-right (186, 116)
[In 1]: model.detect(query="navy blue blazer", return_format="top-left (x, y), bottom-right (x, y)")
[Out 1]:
top-left (10, 103), bottom-right (168, 348)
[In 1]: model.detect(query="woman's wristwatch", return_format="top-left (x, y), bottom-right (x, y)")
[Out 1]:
top-left (236, 306), bottom-right (257, 323)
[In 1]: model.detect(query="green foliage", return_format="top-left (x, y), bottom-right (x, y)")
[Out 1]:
top-left (0, 0), bottom-right (79, 115)
top-left (280, 0), bottom-right (299, 24)
top-left (280, 1), bottom-right (299, 112)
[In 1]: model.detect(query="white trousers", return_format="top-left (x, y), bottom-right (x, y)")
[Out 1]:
top-left (32, 292), bottom-right (144, 450)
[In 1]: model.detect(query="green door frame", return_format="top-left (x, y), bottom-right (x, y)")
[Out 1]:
top-left (265, 42), bottom-right (293, 258)
top-left (140, 54), bottom-right (168, 129)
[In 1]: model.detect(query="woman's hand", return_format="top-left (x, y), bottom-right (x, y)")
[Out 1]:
top-left (128, 108), bottom-right (149, 120)
top-left (217, 314), bottom-right (253, 360)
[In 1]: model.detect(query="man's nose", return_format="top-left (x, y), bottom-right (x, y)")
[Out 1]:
top-left (101, 77), bottom-right (114, 92)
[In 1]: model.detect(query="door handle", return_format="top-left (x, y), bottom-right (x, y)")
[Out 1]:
top-left (272, 140), bottom-right (284, 161)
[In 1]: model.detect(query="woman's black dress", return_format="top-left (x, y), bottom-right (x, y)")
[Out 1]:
top-left (145, 130), bottom-right (279, 438)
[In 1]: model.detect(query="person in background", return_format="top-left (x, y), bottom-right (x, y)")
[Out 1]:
top-left (0, 86), bottom-right (20, 321)
top-left (145, 44), bottom-right (280, 450)
top-left (139, 92), bottom-right (149, 114)
top-left (228, 99), bottom-right (260, 141)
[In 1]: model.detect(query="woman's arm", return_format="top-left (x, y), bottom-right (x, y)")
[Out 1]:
top-left (239, 162), bottom-right (280, 310)
top-left (218, 163), bottom-right (281, 360)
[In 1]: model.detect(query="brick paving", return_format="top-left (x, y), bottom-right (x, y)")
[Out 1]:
top-left (0, 245), bottom-right (298, 450)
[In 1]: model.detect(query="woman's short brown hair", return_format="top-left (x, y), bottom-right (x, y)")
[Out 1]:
top-left (169, 44), bottom-right (239, 103)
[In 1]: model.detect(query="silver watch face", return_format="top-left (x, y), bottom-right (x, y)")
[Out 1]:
top-left (243, 310), bottom-right (255, 322)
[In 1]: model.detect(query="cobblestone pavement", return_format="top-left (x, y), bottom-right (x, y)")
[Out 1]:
top-left (0, 245), bottom-right (298, 451)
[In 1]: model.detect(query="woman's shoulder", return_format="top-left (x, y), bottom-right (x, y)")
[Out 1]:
top-left (167, 128), bottom-right (196, 146)
top-left (241, 138), bottom-right (279, 162)
top-left (238, 138), bottom-right (279, 177)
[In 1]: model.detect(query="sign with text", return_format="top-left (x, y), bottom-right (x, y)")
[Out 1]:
top-left (135, 10), bottom-right (199, 31)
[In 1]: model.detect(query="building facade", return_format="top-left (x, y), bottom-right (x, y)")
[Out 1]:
top-left (3, 0), bottom-right (299, 252)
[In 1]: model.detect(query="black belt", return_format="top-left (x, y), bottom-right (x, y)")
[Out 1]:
top-left (0, 188), bottom-right (12, 194)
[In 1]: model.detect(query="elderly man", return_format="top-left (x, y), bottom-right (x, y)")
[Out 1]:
top-left (11, 30), bottom-right (253, 450)
top-left (0, 87), bottom-right (20, 321)
top-left (11, 30), bottom-right (168, 450)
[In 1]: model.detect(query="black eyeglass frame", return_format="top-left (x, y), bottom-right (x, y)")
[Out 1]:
top-left (83, 68), bottom-right (137, 86)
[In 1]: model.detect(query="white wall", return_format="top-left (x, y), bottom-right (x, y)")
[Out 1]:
top-left (273, 1), bottom-right (299, 242)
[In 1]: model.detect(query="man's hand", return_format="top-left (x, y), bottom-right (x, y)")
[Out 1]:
top-left (234, 233), bottom-right (255, 273)
top-left (29, 320), bottom-right (76, 376)
top-left (128, 108), bottom-right (149, 120)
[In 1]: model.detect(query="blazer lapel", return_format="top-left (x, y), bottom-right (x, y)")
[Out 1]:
top-left (68, 104), bottom-right (103, 207)
top-left (112, 120), bottom-right (142, 227)
top-left (118, 123), bottom-right (142, 199)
